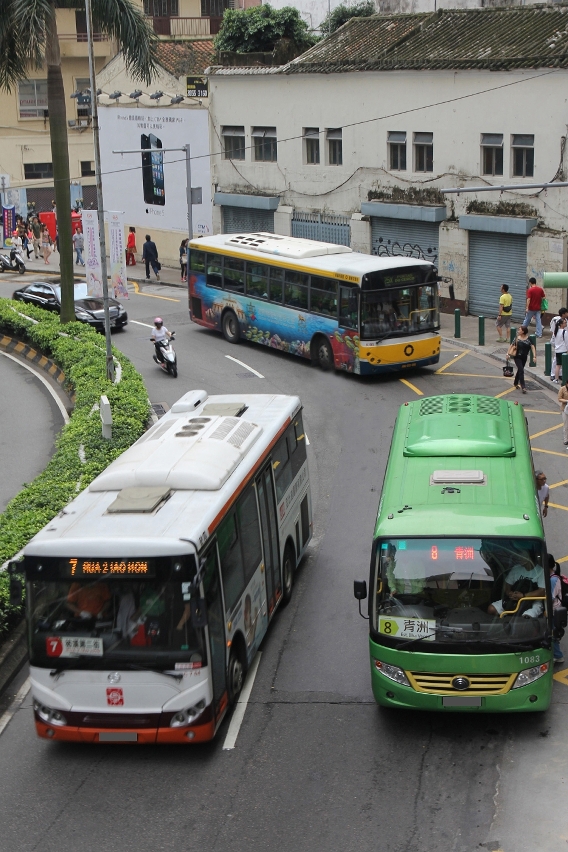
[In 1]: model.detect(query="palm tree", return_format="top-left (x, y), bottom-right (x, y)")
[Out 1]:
top-left (0, 1), bottom-right (158, 322)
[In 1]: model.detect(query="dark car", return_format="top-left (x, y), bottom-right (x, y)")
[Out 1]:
top-left (12, 280), bottom-right (128, 331)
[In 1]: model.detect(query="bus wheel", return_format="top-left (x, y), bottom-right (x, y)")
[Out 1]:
top-left (314, 336), bottom-right (333, 371)
top-left (227, 645), bottom-right (245, 705)
top-left (222, 310), bottom-right (241, 344)
top-left (282, 544), bottom-right (295, 606)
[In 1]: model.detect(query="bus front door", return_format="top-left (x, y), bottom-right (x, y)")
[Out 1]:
top-left (203, 546), bottom-right (229, 718)
top-left (257, 467), bottom-right (281, 617)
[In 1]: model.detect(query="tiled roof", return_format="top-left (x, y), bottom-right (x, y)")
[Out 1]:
top-left (156, 40), bottom-right (215, 77)
top-left (282, 6), bottom-right (568, 74)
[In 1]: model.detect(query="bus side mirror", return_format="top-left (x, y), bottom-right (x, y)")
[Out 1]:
top-left (353, 580), bottom-right (367, 600)
top-left (554, 607), bottom-right (568, 630)
top-left (9, 576), bottom-right (23, 607)
top-left (190, 597), bottom-right (208, 629)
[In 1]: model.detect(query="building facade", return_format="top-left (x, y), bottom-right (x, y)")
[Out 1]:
top-left (208, 6), bottom-right (568, 318)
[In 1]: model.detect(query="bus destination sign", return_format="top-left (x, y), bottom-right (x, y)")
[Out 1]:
top-left (61, 558), bottom-right (155, 577)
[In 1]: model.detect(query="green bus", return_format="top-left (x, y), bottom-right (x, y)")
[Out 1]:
top-left (354, 394), bottom-right (566, 712)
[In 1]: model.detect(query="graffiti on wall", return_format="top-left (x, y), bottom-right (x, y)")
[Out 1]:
top-left (372, 238), bottom-right (438, 267)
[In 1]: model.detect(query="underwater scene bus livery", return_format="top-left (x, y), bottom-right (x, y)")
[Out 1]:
top-left (12, 391), bottom-right (312, 744)
top-left (354, 394), bottom-right (567, 713)
top-left (188, 233), bottom-right (441, 375)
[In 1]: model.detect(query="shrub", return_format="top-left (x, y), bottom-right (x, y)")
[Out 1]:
top-left (0, 300), bottom-right (150, 641)
top-left (214, 5), bottom-right (315, 54)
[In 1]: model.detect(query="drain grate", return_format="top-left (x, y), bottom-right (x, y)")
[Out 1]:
top-left (151, 403), bottom-right (168, 419)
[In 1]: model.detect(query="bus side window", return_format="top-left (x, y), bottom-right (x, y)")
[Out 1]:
top-left (246, 262), bottom-right (269, 299)
top-left (236, 484), bottom-right (263, 585)
top-left (272, 434), bottom-right (292, 501)
top-left (290, 413), bottom-right (307, 479)
top-left (284, 270), bottom-right (308, 310)
top-left (310, 276), bottom-right (338, 318)
top-left (189, 250), bottom-right (205, 274)
top-left (339, 286), bottom-right (358, 329)
top-left (224, 257), bottom-right (245, 293)
top-left (206, 253), bottom-right (223, 289)
top-left (269, 267), bottom-right (283, 304)
top-left (217, 511), bottom-right (245, 613)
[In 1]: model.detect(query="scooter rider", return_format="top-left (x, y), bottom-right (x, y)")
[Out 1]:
top-left (151, 317), bottom-right (171, 364)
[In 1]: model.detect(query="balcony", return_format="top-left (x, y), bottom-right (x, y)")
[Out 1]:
top-left (58, 33), bottom-right (112, 58)
top-left (149, 16), bottom-right (222, 36)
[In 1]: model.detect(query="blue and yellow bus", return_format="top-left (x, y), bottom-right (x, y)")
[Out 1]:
top-left (188, 233), bottom-right (440, 375)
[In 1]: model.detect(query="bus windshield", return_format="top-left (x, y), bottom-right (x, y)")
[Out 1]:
top-left (373, 538), bottom-right (548, 647)
top-left (28, 572), bottom-right (207, 670)
top-left (360, 285), bottom-right (439, 340)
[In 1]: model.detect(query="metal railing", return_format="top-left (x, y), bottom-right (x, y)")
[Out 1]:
top-left (58, 32), bottom-right (108, 42)
top-left (149, 16), bottom-right (222, 35)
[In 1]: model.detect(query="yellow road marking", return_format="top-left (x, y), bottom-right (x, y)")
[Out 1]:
top-left (549, 479), bottom-right (568, 490)
top-left (435, 349), bottom-right (469, 374)
top-left (129, 279), bottom-right (180, 302)
top-left (525, 409), bottom-right (561, 415)
top-left (529, 424), bottom-right (563, 440)
top-left (553, 668), bottom-right (568, 685)
top-left (557, 555), bottom-right (568, 563)
top-left (131, 281), bottom-right (140, 294)
top-left (532, 447), bottom-right (568, 458)
top-left (548, 502), bottom-right (568, 512)
top-left (399, 378), bottom-right (423, 396)
top-left (438, 372), bottom-right (510, 379)
top-left (494, 386), bottom-right (516, 398)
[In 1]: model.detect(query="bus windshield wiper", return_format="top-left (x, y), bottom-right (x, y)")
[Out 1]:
top-left (120, 662), bottom-right (183, 681)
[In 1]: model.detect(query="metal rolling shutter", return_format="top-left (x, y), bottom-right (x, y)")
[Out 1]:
top-left (371, 217), bottom-right (439, 267)
top-left (468, 232), bottom-right (527, 321)
top-left (222, 206), bottom-right (274, 234)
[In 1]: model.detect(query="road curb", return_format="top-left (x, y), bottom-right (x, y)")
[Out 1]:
top-left (0, 621), bottom-right (28, 701)
top-left (441, 335), bottom-right (554, 393)
top-left (0, 333), bottom-right (68, 386)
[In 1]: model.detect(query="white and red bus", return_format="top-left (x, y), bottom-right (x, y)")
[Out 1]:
top-left (16, 391), bottom-right (311, 743)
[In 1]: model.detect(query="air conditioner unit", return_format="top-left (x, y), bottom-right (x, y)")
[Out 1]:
top-left (78, 118), bottom-right (90, 127)
top-left (68, 119), bottom-right (77, 127)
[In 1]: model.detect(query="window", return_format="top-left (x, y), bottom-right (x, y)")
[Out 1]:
top-left (224, 257), bottom-right (245, 293)
top-left (272, 435), bottom-right (292, 501)
top-left (304, 128), bottom-right (320, 165)
top-left (414, 132), bottom-right (433, 172)
top-left (289, 413), bottom-right (307, 480)
top-left (24, 163), bottom-right (53, 180)
top-left (75, 78), bottom-right (91, 117)
top-left (481, 133), bottom-right (503, 176)
top-left (252, 127), bottom-right (277, 162)
top-left (284, 270), bottom-right (308, 310)
top-left (190, 250), bottom-right (206, 273)
top-left (18, 80), bottom-right (48, 119)
top-left (327, 128), bottom-right (343, 166)
top-left (217, 511), bottom-right (245, 613)
top-left (144, 0), bottom-right (179, 14)
top-left (388, 131), bottom-right (406, 171)
top-left (512, 134), bottom-right (534, 178)
top-left (339, 286), bottom-right (358, 329)
top-left (80, 161), bottom-right (95, 177)
top-left (222, 126), bottom-right (245, 161)
top-left (236, 485), bottom-right (263, 585)
top-left (206, 253), bottom-right (223, 289)
top-left (310, 275), bottom-right (338, 317)
top-left (246, 262), bottom-right (269, 299)
top-left (269, 266), bottom-right (283, 303)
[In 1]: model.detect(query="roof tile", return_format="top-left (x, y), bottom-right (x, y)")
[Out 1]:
top-left (156, 40), bottom-right (215, 77)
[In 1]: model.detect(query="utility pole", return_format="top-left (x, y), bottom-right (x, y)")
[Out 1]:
top-left (85, 0), bottom-right (114, 382)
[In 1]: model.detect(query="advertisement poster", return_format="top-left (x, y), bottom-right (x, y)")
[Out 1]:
top-left (108, 211), bottom-right (129, 299)
top-left (81, 210), bottom-right (103, 297)
top-left (98, 107), bottom-right (212, 237)
top-left (2, 206), bottom-right (15, 247)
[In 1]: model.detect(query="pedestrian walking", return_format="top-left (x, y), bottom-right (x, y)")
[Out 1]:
top-left (549, 555), bottom-right (565, 664)
top-left (31, 216), bottom-right (41, 258)
top-left (523, 277), bottom-right (546, 337)
top-left (142, 234), bottom-right (160, 281)
top-left (551, 316), bottom-right (568, 383)
top-left (180, 238), bottom-right (188, 282)
top-left (496, 284), bottom-right (513, 341)
top-left (72, 226), bottom-right (85, 266)
top-left (24, 226), bottom-right (33, 259)
top-left (126, 227), bottom-right (137, 266)
top-left (558, 377), bottom-right (568, 446)
top-left (509, 325), bottom-right (535, 394)
top-left (40, 224), bottom-right (52, 264)
top-left (535, 471), bottom-right (549, 517)
top-left (549, 308), bottom-right (568, 378)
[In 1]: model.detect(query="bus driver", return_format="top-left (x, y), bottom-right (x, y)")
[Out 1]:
top-left (487, 553), bottom-right (546, 618)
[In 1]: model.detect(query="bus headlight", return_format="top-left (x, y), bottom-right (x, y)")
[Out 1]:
top-left (512, 663), bottom-right (549, 689)
top-left (34, 700), bottom-right (68, 727)
top-left (374, 659), bottom-right (411, 687)
top-left (169, 700), bottom-right (207, 727)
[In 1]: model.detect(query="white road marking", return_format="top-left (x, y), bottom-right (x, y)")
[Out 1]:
top-left (222, 652), bottom-right (262, 750)
top-left (0, 677), bottom-right (31, 738)
top-left (0, 351), bottom-right (69, 423)
top-left (305, 432), bottom-right (310, 446)
top-left (129, 319), bottom-right (155, 329)
top-left (225, 355), bottom-right (265, 379)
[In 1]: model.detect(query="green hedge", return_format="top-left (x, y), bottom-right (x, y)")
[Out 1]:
top-left (0, 299), bottom-right (150, 641)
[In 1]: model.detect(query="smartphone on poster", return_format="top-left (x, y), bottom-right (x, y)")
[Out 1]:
top-left (141, 133), bottom-right (165, 206)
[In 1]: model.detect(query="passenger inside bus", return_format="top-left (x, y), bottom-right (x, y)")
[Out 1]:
top-left (487, 552), bottom-right (546, 618)
top-left (67, 581), bottom-right (111, 619)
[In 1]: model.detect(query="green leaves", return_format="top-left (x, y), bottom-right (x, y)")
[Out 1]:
top-left (214, 4), bottom-right (316, 54)
top-left (319, 1), bottom-right (375, 37)
top-left (0, 300), bottom-right (149, 639)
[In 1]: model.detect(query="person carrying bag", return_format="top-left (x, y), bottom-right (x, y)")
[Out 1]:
top-left (510, 325), bottom-right (536, 394)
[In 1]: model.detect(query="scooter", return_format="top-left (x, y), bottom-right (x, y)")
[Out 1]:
top-left (152, 331), bottom-right (177, 377)
top-left (0, 248), bottom-right (26, 274)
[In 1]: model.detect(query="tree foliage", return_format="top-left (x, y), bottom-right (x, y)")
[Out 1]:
top-left (214, 5), bottom-right (316, 54)
top-left (319, 1), bottom-right (376, 37)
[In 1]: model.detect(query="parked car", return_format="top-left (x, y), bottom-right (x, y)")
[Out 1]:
top-left (12, 280), bottom-right (128, 331)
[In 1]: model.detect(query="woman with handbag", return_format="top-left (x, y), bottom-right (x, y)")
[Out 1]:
top-left (509, 325), bottom-right (536, 394)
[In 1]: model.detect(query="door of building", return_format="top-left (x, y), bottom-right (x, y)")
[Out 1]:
top-left (371, 217), bottom-right (440, 267)
top-left (468, 232), bottom-right (527, 321)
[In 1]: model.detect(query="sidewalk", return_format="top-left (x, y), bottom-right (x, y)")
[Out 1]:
top-left (439, 310), bottom-right (555, 392)
top-left (23, 252), bottom-right (187, 289)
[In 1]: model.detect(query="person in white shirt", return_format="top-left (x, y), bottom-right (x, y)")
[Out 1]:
top-left (488, 554), bottom-right (546, 618)
top-left (550, 308), bottom-right (568, 378)
top-left (150, 317), bottom-right (171, 363)
top-left (552, 317), bottom-right (568, 383)
top-left (535, 471), bottom-right (549, 518)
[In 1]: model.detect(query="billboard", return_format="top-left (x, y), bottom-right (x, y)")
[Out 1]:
top-left (98, 107), bottom-right (212, 237)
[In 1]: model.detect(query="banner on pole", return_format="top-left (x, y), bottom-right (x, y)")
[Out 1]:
top-left (108, 211), bottom-right (128, 299)
top-left (2, 206), bottom-right (15, 247)
top-left (82, 210), bottom-right (103, 297)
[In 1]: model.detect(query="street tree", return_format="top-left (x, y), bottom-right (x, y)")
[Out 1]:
top-left (0, 0), bottom-right (158, 323)
top-left (319, 1), bottom-right (376, 37)
top-left (214, 5), bottom-right (316, 55)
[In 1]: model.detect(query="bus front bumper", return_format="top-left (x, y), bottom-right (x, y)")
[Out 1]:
top-left (34, 717), bottom-right (217, 743)
top-left (358, 334), bottom-right (441, 375)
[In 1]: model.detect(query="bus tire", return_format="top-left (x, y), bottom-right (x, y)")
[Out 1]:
top-left (313, 336), bottom-right (333, 371)
top-left (227, 641), bottom-right (246, 705)
top-left (222, 310), bottom-right (240, 344)
top-left (282, 542), bottom-right (296, 606)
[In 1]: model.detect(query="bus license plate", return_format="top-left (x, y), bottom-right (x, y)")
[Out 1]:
top-left (98, 732), bottom-right (138, 742)
top-left (442, 696), bottom-right (482, 707)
